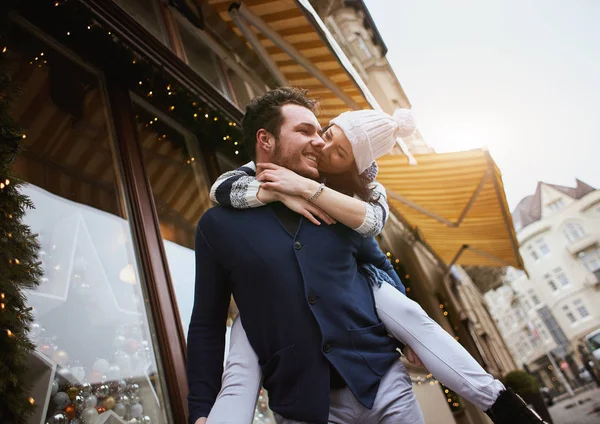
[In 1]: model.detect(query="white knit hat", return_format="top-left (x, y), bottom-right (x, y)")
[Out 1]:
top-left (330, 108), bottom-right (417, 175)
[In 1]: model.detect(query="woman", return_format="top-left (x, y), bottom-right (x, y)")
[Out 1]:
top-left (205, 109), bottom-right (543, 424)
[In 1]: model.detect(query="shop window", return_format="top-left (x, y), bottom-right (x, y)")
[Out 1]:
top-left (178, 21), bottom-right (231, 99)
top-left (113, 0), bottom-right (168, 45)
top-left (9, 27), bottom-right (169, 423)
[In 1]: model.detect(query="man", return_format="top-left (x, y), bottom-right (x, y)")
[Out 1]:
top-left (187, 88), bottom-right (424, 424)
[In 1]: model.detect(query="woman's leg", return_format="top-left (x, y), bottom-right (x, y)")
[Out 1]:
top-left (207, 316), bottom-right (262, 424)
top-left (373, 282), bottom-right (505, 411)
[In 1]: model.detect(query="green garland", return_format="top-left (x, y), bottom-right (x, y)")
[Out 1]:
top-left (0, 34), bottom-right (43, 424)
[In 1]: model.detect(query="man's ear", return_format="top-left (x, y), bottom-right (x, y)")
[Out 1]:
top-left (256, 129), bottom-right (275, 155)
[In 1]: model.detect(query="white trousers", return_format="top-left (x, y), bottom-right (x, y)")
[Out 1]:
top-left (274, 360), bottom-right (424, 424)
top-left (207, 282), bottom-right (504, 423)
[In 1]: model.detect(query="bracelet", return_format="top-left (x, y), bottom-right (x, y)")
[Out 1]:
top-left (307, 183), bottom-right (325, 202)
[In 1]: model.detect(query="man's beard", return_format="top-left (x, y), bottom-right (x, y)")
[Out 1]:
top-left (271, 142), bottom-right (320, 180)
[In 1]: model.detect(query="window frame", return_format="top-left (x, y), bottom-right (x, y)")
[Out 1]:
top-left (564, 221), bottom-right (586, 243)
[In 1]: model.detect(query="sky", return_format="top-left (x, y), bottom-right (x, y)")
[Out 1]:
top-left (364, 0), bottom-right (600, 210)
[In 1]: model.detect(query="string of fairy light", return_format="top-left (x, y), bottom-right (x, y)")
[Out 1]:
top-left (1, 267), bottom-right (37, 409)
top-left (384, 249), bottom-right (463, 411)
top-left (1, 177), bottom-right (36, 407)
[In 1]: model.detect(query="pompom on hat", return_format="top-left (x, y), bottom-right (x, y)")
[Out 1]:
top-left (330, 108), bottom-right (418, 177)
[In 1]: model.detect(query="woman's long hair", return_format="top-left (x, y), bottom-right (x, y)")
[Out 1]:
top-left (322, 169), bottom-right (379, 203)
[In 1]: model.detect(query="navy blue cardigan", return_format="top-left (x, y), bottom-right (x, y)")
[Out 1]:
top-left (187, 205), bottom-right (402, 423)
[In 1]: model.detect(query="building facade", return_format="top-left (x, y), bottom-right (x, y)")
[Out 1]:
top-left (485, 180), bottom-right (600, 392)
top-left (450, 266), bottom-right (517, 377)
top-left (309, 0), bottom-right (433, 155)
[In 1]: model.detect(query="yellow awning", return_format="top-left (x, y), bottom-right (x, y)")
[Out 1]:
top-left (377, 149), bottom-right (524, 269)
top-left (206, 0), bottom-right (377, 122)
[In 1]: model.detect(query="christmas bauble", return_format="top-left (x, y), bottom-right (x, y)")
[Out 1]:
top-left (92, 358), bottom-right (110, 374)
top-left (95, 384), bottom-right (110, 399)
top-left (81, 382), bottom-right (93, 397)
top-left (64, 404), bottom-right (76, 419)
top-left (106, 364), bottom-right (121, 380)
top-left (51, 379), bottom-right (59, 396)
top-left (128, 383), bottom-right (139, 395)
top-left (71, 366), bottom-right (86, 382)
top-left (115, 379), bottom-right (128, 394)
top-left (141, 416), bottom-right (151, 424)
top-left (113, 402), bottom-right (127, 418)
top-left (103, 396), bottom-right (116, 410)
top-left (67, 386), bottom-right (80, 401)
top-left (96, 407), bottom-right (106, 414)
top-left (129, 402), bottom-right (143, 418)
top-left (50, 412), bottom-right (68, 424)
top-left (128, 419), bottom-right (139, 424)
top-left (52, 350), bottom-right (70, 366)
top-left (53, 392), bottom-right (70, 409)
top-left (84, 394), bottom-right (98, 409)
top-left (73, 395), bottom-right (85, 410)
top-left (117, 394), bottom-right (130, 406)
top-left (129, 394), bottom-right (140, 404)
top-left (81, 407), bottom-right (98, 423)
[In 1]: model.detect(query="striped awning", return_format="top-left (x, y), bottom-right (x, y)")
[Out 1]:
top-left (206, 0), bottom-right (378, 123)
top-left (377, 149), bottom-right (524, 269)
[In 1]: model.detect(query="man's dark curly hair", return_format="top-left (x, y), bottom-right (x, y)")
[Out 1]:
top-left (242, 87), bottom-right (318, 161)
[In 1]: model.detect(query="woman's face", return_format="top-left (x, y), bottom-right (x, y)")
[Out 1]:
top-left (318, 124), bottom-right (355, 174)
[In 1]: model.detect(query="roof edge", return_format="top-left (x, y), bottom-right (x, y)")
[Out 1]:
top-left (295, 0), bottom-right (382, 111)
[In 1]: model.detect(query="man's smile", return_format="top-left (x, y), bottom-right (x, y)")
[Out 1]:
top-left (303, 153), bottom-right (318, 163)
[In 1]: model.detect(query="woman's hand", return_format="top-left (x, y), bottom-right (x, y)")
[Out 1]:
top-left (403, 345), bottom-right (424, 367)
top-left (256, 163), bottom-right (320, 199)
top-left (277, 193), bottom-right (336, 226)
